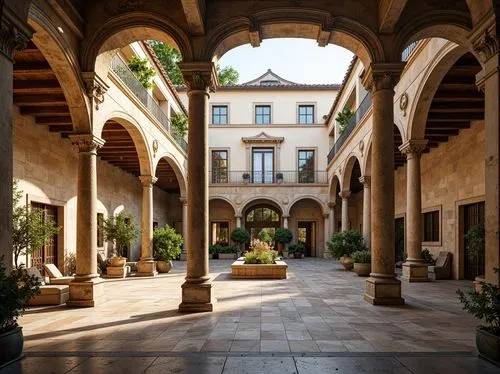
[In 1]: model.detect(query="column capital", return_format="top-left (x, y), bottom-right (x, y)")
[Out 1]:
top-left (359, 175), bottom-right (371, 187)
top-left (399, 139), bottom-right (428, 159)
top-left (339, 190), bottom-right (351, 200)
top-left (234, 214), bottom-right (242, 219)
top-left (328, 202), bottom-right (336, 209)
top-left (82, 72), bottom-right (109, 110)
top-left (470, 23), bottom-right (498, 64)
top-left (282, 215), bottom-right (290, 219)
top-left (179, 61), bottom-right (218, 93)
top-left (179, 197), bottom-right (188, 205)
top-left (139, 175), bottom-right (158, 186)
top-left (69, 134), bottom-right (105, 153)
top-left (361, 63), bottom-right (405, 93)
top-left (323, 213), bottom-right (329, 219)
top-left (0, 7), bottom-right (33, 61)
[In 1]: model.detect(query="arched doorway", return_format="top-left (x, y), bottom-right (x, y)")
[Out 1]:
top-left (244, 205), bottom-right (282, 248)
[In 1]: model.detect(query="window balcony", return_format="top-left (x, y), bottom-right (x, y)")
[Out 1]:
top-left (110, 56), bottom-right (188, 153)
top-left (209, 170), bottom-right (328, 185)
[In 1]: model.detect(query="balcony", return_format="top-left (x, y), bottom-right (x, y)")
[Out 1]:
top-left (110, 56), bottom-right (188, 153)
top-left (209, 170), bottom-right (328, 185)
top-left (327, 92), bottom-right (372, 164)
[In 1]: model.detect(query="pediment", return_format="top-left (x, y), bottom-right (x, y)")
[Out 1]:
top-left (241, 132), bottom-right (284, 144)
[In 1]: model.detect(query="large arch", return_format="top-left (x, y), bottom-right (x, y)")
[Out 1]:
top-left (154, 152), bottom-right (187, 198)
top-left (328, 173), bottom-right (341, 204)
top-left (80, 11), bottom-right (193, 75)
top-left (209, 196), bottom-right (238, 217)
top-left (286, 195), bottom-right (327, 216)
top-left (407, 42), bottom-right (470, 140)
top-left (341, 153), bottom-right (363, 192)
top-left (202, 9), bottom-right (385, 67)
top-left (27, 3), bottom-right (91, 133)
top-left (241, 196), bottom-right (284, 218)
top-left (97, 111), bottom-right (153, 177)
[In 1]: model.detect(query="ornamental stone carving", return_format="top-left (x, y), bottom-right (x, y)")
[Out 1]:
top-left (399, 92), bottom-right (409, 117)
top-left (69, 134), bottom-right (105, 153)
top-left (399, 139), bottom-right (428, 159)
top-left (361, 63), bottom-right (404, 93)
top-left (0, 11), bottom-right (32, 60)
top-left (82, 72), bottom-right (109, 110)
top-left (473, 28), bottom-right (499, 63)
top-left (139, 175), bottom-right (158, 186)
top-left (358, 176), bottom-right (371, 187)
top-left (178, 62), bottom-right (218, 92)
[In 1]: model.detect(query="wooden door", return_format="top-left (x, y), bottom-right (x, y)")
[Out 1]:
top-left (30, 202), bottom-right (58, 270)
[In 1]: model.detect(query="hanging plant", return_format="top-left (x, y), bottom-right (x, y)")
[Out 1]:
top-left (336, 107), bottom-right (354, 134)
top-left (128, 56), bottom-right (156, 90)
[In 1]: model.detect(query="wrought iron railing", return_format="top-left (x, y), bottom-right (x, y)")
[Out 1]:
top-left (209, 170), bottom-right (328, 185)
top-left (401, 41), bottom-right (419, 62)
top-left (110, 56), bottom-right (188, 153)
top-left (328, 92), bottom-right (372, 163)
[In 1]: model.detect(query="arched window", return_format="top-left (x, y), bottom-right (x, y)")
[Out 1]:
top-left (245, 205), bottom-right (281, 246)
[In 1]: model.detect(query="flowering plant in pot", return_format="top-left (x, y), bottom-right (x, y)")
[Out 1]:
top-left (103, 213), bottom-right (140, 267)
top-left (244, 239), bottom-right (278, 264)
top-left (327, 230), bottom-right (367, 271)
top-left (0, 256), bottom-right (40, 368)
top-left (153, 225), bottom-right (183, 273)
top-left (351, 250), bottom-right (371, 276)
top-left (457, 268), bottom-right (500, 365)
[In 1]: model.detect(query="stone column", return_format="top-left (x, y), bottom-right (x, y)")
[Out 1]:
top-left (236, 215), bottom-right (242, 228)
top-left (361, 63), bottom-right (405, 305)
top-left (328, 202), bottom-right (336, 237)
top-left (473, 28), bottom-right (500, 285)
top-left (0, 11), bottom-right (32, 272)
top-left (282, 215), bottom-right (289, 229)
top-left (179, 197), bottom-right (188, 260)
top-left (67, 134), bottom-right (105, 307)
top-left (339, 190), bottom-right (351, 232)
top-left (359, 176), bottom-right (371, 248)
top-left (399, 140), bottom-right (429, 282)
top-left (136, 175), bottom-right (158, 276)
top-left (178, 62), bottom-right (217, 312)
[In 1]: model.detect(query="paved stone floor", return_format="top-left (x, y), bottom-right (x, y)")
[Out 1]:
top-left (2, 258), bottom-right (499, 373)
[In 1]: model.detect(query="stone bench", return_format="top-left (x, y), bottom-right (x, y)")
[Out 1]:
top-left (28, 285), bottom-right (69, 306)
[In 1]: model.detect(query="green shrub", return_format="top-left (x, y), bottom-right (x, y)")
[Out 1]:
top-left (103, 213), bottom-right (140, 257)
top-left (128, 56), bottom-right (156, 89)
top-left (288, 243), bottom-right (305, 254)
top-left (0, 255), bottom-right (41, 334)
top-left (171, 113), bottom-right (188, 139)
top-left (218, 245), bottom-right (237, 254)
top-left (421, 248), bottom-right (435, 264)
top-left (258, 228), bottom-right (275, 243)
top-left (327, 230), bottom-right (367, 258)
top-left (274, 228), bottom-right (293, 244)
top-left (209, 244), bottom-right (220, 254)
top-left (231, 228), bottom-right (250, 245)
top-left (352, 250), bottom-right (371, 264)
top-left (465, 223), bottom-right (485, 259)
top-left (153, 225), bottom-right (183, 262)
top-left (244, 239), bottom-right (277, 264)
top-left (457, 268), bottom-right (500, 335)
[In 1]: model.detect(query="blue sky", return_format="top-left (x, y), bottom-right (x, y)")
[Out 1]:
top-left (218, 38), bottom-right (354, 85)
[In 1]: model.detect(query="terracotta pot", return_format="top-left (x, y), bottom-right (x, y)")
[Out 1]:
top-left (156, 260), bottom-right (172, 273)
top-left (476, 327), bottom-right (500, 365)
top-left (109, 257), bottom-right (126, 267)
top-left (0, 326), bottom-right (23, 368)
top-left (294, 252), bottom-right (303, 259)
top-left (354, 263), bottom-right (371, 276)
top-left (339, 256), bottom-right (353, 271)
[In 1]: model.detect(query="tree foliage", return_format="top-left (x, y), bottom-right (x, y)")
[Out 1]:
top-left (336, 107), bottom-right (354, 134)
top-left (153, 225), bottom-right (183, 261)
top-left (274, 228), bottom-right (293, 244)
top-left (465, 223), bottom-right (485, 259)
top-left (12, 181), bottom-right (60, 268)
top-left (103, 213), bottom-right (140, 257)
top-left (128, 56), bottom-right (156, 90)
top-left (171, 113), bottom-right (188, 138)
top-left (327, 230), bottom-right (367, 258)
top-left (230, 228), bottom-right (250, 245)
top-left (217, 65), bottom-right (239, 85)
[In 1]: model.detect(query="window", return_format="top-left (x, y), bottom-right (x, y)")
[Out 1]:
top-left (298, 105), bottom-right (314, 124)
top-left (252, 148), bottom-right (274, 183)
top-left (422, 210), bottom-right (439, 242)
top-left (298, 150), bottom-right (315, 183)
top-left (212, 150), bottom-right (228, 183)
top-left (97, 213), bottom-right (104, 247)
top-left (211, 222), bottom-right (229, 245)
top-left (212, 105), bottom-right (228, 125)
top-left (255, 105), bottom-right (271, 124)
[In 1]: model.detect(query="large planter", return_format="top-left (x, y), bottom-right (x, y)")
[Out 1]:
top-left (231, 259), bottom-right (287, 279)
top-left (476, 327), bottom-right (500, 365)
top-left (109, 257), bottom-right (127, 267)
top-left (354, 263), bottom-right (371, 276)
top-left (339, 256), bottom-right (353, 271)
top-left (156, 260), bottom-right (172, 273)
top-left (0, 326), bottom-right (23, 368)
top-left (219, 253), bottom-right (237, 260)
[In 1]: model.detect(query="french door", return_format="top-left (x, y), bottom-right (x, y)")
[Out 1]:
top-left (463, 201), bottom-right (485, 280)
top-left (30, 202), bottom-right (59, 270)
top-left (252, 148), bottom-right (274, 184)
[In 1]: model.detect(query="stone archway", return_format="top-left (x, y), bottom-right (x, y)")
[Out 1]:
top-left (288, 197), bottom-right (326, 257)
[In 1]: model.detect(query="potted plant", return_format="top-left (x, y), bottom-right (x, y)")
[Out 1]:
top-left (243, 239), bottom-right (278, 264)
top-left (153, 225), bottom-right (183, 273)
top-left (274, 228), bottom-right (293, 256)
top-left (218, 245), bottom-right (238, 259)
top-left (327, 230), bottom-right (367, 270)
top-left (276, 172), bottom-right (284, 183)
top-left (242, 173), bottom-right (250, 184)
top-left (0, 256), bottom-right (40, 368)
top-left (457, 269), bottom-right (500, 365)
top-left (209, 244), bottom-right (220, 259)
top-left (465, 224), bottom-right (485, 287)
top-left (289, 243), bottom-right (305, 259)
top-left (421, 248), bottom-right (436, 265)
top-left (352, 250), bottom-right (371, 276)
top-left (230, 228), bottom-right (250, 256)
top-left (103, 213), bottom-right (140, 267)
top-left (12, 181), bottom-right (60, 269)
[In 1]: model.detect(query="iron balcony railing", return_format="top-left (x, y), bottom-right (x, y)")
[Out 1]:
top-left (110, 56), bottom-right (188, 153)
top-left (209, 170), bottom-right (328, 185)
top-left (328, 92), bottom-right (372, 163)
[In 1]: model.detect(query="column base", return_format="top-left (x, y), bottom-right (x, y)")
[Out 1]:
top-left (136, 259), bottom-right (158, 277)
top-left (178, 280), bottom-right (215, 313)
top-left (67, 277), bottom-right (105, 308)
top-left (107, 266), bottom-right (127, 278)
top-left (402, 262), bottom-right (429, 282)
top-left (364, 276), bottom-right (405, 305)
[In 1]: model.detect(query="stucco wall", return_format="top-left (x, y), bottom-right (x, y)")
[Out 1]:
top-left (394, 121), bottom-right (485, 279)
top-left (13, 107), bottom-right (172, 266)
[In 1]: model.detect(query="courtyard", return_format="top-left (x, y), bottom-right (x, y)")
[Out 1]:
top-left (3, 259), bottom-right (498, 374)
